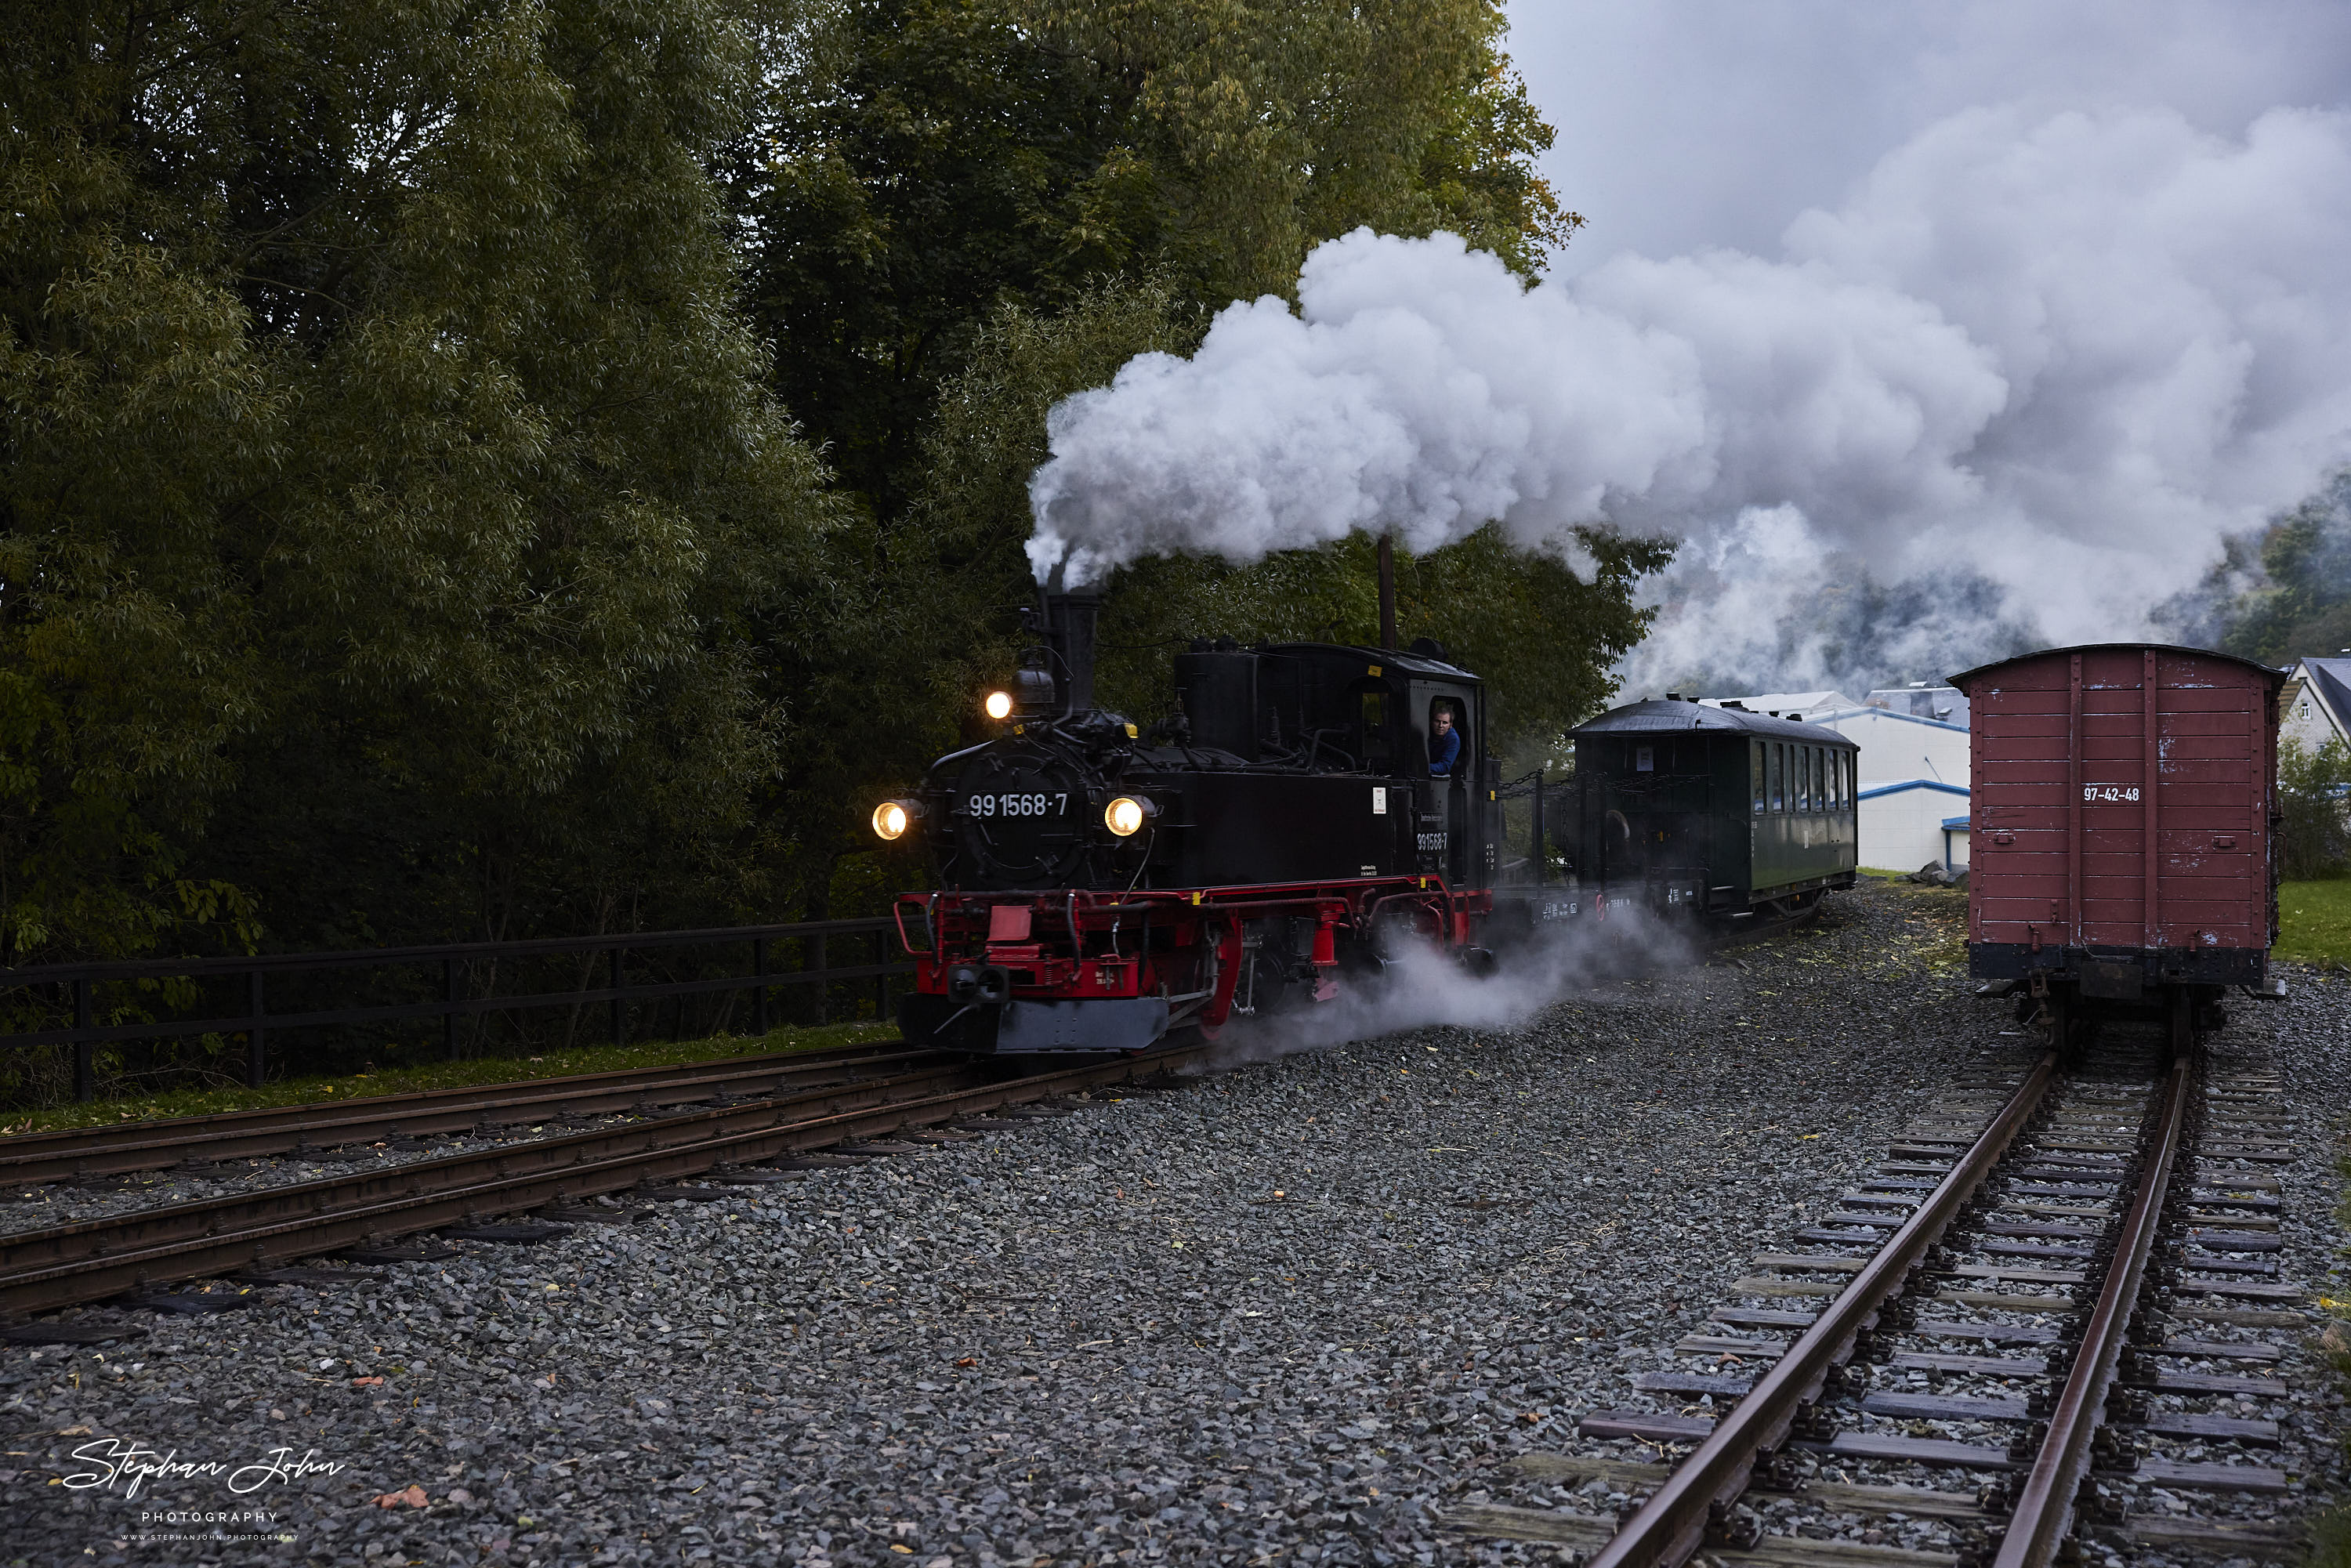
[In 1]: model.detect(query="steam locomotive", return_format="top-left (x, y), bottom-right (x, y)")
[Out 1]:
top-left (874, 590), bottom-right (1521, 1052)
top-left (874, 589), bottom-right (1861, 1054)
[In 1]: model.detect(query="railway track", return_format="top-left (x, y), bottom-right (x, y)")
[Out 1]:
top-left (0, 1037), bottom-right (942, 1189)
top-left (0, 1041), bottom-right (1206, 1330)
top-left (1450, 1032), bottom-right (2308, 1567)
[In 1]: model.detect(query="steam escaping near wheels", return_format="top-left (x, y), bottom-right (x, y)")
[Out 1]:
top-left (1190, 903), bottom-right (1698, 1072)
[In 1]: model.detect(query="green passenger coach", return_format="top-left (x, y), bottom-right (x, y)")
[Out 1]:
top-left (1564, 697), bottom-right (1860, 919)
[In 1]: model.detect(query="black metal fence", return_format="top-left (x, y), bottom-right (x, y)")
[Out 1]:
top-left (0, 918), bottom-right (917, 1105)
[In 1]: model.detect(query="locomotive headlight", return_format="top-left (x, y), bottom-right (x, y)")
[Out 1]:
top-left (1104, 795), bottom-right (1156, 837)
top-left (871, 799), bottom-right (921, 841)
top-left (984, 690), bottom-right (1014, 721)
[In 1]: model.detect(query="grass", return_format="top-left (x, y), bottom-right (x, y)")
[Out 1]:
top-left (0, 1019), bottom-right (899, 1139)
top-left (2277, 876), bottom-right (2351, 969)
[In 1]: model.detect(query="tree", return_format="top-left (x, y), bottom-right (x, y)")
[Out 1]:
top-left (2196, 466), bottom-right (2351, 666)
top-left (2278, 737), bottom-right (2351, 882)
top-left (1, 0), bottom-right (841, 970)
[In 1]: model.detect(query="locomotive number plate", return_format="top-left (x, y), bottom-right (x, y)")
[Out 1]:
top-left (969, 792), bottom-right (1069, 818)
top-left (2081, 784), bottom-right (2142, 803)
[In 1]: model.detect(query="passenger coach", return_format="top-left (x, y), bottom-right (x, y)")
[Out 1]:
top-left (1566, 697), bottom-right (1859, 918)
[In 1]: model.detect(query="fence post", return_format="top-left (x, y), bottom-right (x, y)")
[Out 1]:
top-left (247, 969), bottom-right (266, 1088)
top-left (444, 958), bottom-right (459, 1059)
top-left (807, 929), bottom-right (828, 1025)
top-left (73, 979), bottom-right (93, 1103)
top-left (610, 947), bottom-right (626, 1045)
top-left (752, 937), bottom-right (769, 1037)
top-left (1532, 770), bottom-right (1546, 886)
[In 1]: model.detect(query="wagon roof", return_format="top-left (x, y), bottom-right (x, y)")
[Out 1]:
top-left (1574, 697), bottom-right (1858, 744)
top-left (1947, 643), bottom-right (2285, 693)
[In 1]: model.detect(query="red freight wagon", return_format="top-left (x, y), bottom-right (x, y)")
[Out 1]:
top-left (1950, 643), bottom-right (2284, 1050)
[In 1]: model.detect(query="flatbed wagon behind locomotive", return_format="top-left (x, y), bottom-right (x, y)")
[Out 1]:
top-left (1951, 643), bottom-right (2285, 1045)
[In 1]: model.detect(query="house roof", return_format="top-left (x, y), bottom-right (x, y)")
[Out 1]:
top-left (1857, 778), bottom-right (1972, 802)
top-left (2292, 657), bottom-right (2351, 741)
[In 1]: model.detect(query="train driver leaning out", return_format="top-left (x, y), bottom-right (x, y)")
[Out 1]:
top-left (1429, 705), bottom-right (1462, 777)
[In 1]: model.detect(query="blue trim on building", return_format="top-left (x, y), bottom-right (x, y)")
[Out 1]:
top-left (1857, 778), bottom-right (1972, 802)
top-left (1815, 706), bottom-right (1971, 735)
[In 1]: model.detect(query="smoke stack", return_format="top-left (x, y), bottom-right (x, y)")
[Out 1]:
top-left (1045, 588), bottom-right (1101, 713)
top-left (1378, 535), bottom-right (1396, 651)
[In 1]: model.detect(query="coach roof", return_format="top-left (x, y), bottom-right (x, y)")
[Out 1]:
top-left (1574, 697), bottom-right (1857, 745)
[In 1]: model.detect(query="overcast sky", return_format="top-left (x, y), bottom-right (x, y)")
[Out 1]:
top-left (1508, 0), bottom-right (2351, 276)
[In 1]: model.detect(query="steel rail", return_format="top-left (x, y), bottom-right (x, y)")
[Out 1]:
top-left (2, 1048), bottom-right (1202, 1317)
top-left (0, 1056), bottom-right (994, 1316)
top-left (1584, 1052), bottom-right (2059, 1568)
top-left (1994, 1048), bottom-right (2194, 1568)
top-left (0, 1043), bottom-right (942, 1186)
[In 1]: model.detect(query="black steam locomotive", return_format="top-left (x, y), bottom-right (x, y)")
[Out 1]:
top-left (875, 592), bottom-right (1860, 1053)
top-left (875, 591), bottom-right (1520, 1052)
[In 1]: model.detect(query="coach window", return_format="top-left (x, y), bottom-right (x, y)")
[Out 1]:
top-left (1769, 743), bottom-right (1784, 812)
top-left (1807, 748), bottom-right (1820, 812)
top-left (1751, 741), bottom-right (1766, 815)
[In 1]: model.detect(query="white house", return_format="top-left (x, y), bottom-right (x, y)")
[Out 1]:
top-left (2282, 657), bottom-right (2351, 752)
top-left (1941, 813), bottom-right (1971, 871)
top-left (1856, 779), bottom-right (1972, 871)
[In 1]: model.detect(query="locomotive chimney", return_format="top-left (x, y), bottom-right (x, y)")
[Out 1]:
top-left (1377, 534), bottom-right (1397, 651)
top-left (1044, 587), bottom-right (1101, 714)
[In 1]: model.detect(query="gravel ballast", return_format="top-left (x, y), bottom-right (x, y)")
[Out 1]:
top-left (2, 881), bottom-right (2342, 1566)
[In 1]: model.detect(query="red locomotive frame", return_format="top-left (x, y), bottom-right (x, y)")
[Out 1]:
top-left (896, 875), bottom-right (1493, 1044)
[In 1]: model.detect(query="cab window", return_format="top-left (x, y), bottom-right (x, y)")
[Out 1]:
top-left (1356, 686), bottom-right (1392, 762)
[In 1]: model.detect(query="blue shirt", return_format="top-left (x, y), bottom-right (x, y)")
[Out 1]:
top-left (1429, 726), bottom-right (1461, 776)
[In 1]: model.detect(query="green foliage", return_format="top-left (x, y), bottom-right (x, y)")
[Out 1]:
top-left (2278, 739), bottom-right (2351, 882)
top-left (2, 0), bottom-right (842, 975)
top-left (2209, 466), bottom-right (2351, 665)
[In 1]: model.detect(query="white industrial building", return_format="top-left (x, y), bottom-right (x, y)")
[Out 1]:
top-left (1705, 690), bottom-right (1973, 871)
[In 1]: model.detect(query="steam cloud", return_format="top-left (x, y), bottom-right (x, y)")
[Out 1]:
top-left (1028, 105), bottom-right (2351, 692)
top-left (1197, 908), bottom-right (1697, 1073)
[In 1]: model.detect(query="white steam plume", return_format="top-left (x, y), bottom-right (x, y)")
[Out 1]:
top-left (1027, 104), bottom-right (2351, 683)
top-left (1195, 907), bottom-right (1697, 1074)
